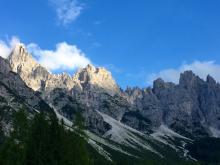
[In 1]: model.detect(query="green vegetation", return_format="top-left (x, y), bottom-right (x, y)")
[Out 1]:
top-left (0, 108), bottom-right (219, 165)
top-left (0, 109), bottom-right (91, 165)
top-left (187, 137), bottom-right (220, 165)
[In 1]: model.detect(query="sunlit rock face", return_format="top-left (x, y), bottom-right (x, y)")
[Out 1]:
top-left (8, 44), bottom-right (120, 95)
top-left (74, 64), bottom-right (120, 95)
top-left (8, 44), bottom-right (78, 92)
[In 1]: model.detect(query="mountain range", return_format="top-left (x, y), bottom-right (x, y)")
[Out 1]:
top-left (1, 43), bottom-right (220, 164)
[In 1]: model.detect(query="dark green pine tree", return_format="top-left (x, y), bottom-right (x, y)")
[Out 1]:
top-left (75, 111), bottom-right (85, 133)
top-left (0, 110), bottom-right (5, 145)
top-left (47, 113), bottom-right (62, 165)
top-left (72, 111), bottom-right (90, 165)
top-left (0, 109), bottom-right (92, 165)
top-left (26, 112), bottom-right (51, 165)
top-left (0, 108), bottom-right (29, 165)
top-left (11, 108), bottom-right (29, 144)
top-left (0, 137), bottom-right (23, 165)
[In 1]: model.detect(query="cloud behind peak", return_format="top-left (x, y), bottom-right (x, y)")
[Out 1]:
top-left (0, 36), bottom-right (20, 58)
top-left (27, 42), bottom-right (91, 71)
top-left (147, 61), bottom-right (220, 85)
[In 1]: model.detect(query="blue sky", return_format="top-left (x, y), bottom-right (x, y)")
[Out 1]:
top-left (1, 0), bottom-right (220, 88)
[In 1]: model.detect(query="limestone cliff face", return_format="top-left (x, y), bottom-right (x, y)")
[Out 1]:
top-left (8, 44), bottom-right (78, 92)
top-left (8, 44), bottom-right (120, 95)
top-left (74, 64), bottom-right (120, 95)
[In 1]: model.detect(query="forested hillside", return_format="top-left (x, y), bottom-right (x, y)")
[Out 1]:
top-left (0, 109), bottom-right (91, 165)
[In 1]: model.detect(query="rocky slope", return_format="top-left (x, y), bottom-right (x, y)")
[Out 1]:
top-left (0, 56), bottom-right (52, 133)
top-left (124, 71), bottom-right (220, 138)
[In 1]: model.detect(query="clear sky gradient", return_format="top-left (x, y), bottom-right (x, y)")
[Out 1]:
top-left (0, 0), bottom-right (220, 88)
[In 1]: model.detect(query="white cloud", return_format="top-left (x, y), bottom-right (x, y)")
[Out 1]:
top-left (0, 36), bottom-right (91, 72)
top-left (0, 36), bottom-right (20, 58)
top-left (49, 0), bottom-right (83, 25)
top-left (147, 61), bottom-right (220, 85)
top-left (27, 42), bottom-right (91, 71)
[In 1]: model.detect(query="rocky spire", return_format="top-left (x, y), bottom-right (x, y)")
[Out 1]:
top-left (8, 43), bottom-right (38, 73)
top-left (8, 43), bottom-right (51, 91)
top-left (179, 70), bottom-right (198, 87)
top-left (74, 64), bottom-right (120, 95)
top-left (206, 75), bottom-right (216, 86)
top-left (153, 78), bottom-right (166, 90)
top-left (8, 43), bottom-right (120, 95)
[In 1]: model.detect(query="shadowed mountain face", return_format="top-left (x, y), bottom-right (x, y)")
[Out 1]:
top-left (7, 44), bottom-right (220, 139)
top-left (126, 71), bottom-right (220, 138)
top-left (0, 56), bottom-right (53, 133)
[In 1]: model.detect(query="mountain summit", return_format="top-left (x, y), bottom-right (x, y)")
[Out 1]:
top-left (8, 43), bottom-right (119, 95)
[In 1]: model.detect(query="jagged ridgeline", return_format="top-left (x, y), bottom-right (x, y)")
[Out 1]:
top-left (0, 43), bottom-right (220, 164)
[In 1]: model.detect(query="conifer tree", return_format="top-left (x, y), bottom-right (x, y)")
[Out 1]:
top-left (0, 108), bottom-right (29, 165)
top-left (0, 111), bottom-right (4, 145)
top-left (73, 111), bottom-right (90, 165)
top-left (26, 112), bottom-right (50, 165)
top-left (0, 109), bottom-right (92, 165)
top-left (48, 113), bottom-right (62, 165)
top-left (11, 108), bottom-right (29, 144)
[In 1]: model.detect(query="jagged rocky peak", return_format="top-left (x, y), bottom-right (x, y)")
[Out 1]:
top-left (74, 64), bottom-right (120, 95)
top-left (124, 87), bottom-right (144, 100)
top-left (179, 70), bottom-right (202, 87)
top-left (152, 78), bottom-right (175, 94)
top-left (123, 87), bottom-right (144, 104)
top-left (9, 43), bottom-right (40, 73)
top-left (8, 43), bottom-right (52, 91)
top-left (153, 78), bottom-right (166, 89)
top-left (8, 43), bottom-right (79, 91)
top-left (206, 74), bottom-right (216, 85)
top-left (125, 87), bottom-right (141, 95)
top-left (8, 43), bottom-right (119, 95)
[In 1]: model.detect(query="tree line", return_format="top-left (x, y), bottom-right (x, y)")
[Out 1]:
top-left (0, 109), bottom-right (91, 165)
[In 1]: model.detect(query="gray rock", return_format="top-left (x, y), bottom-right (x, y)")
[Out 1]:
top-left (6, 43), bottom-right (220, 139)
top-left (0, 56), bottom-right (53, 134)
